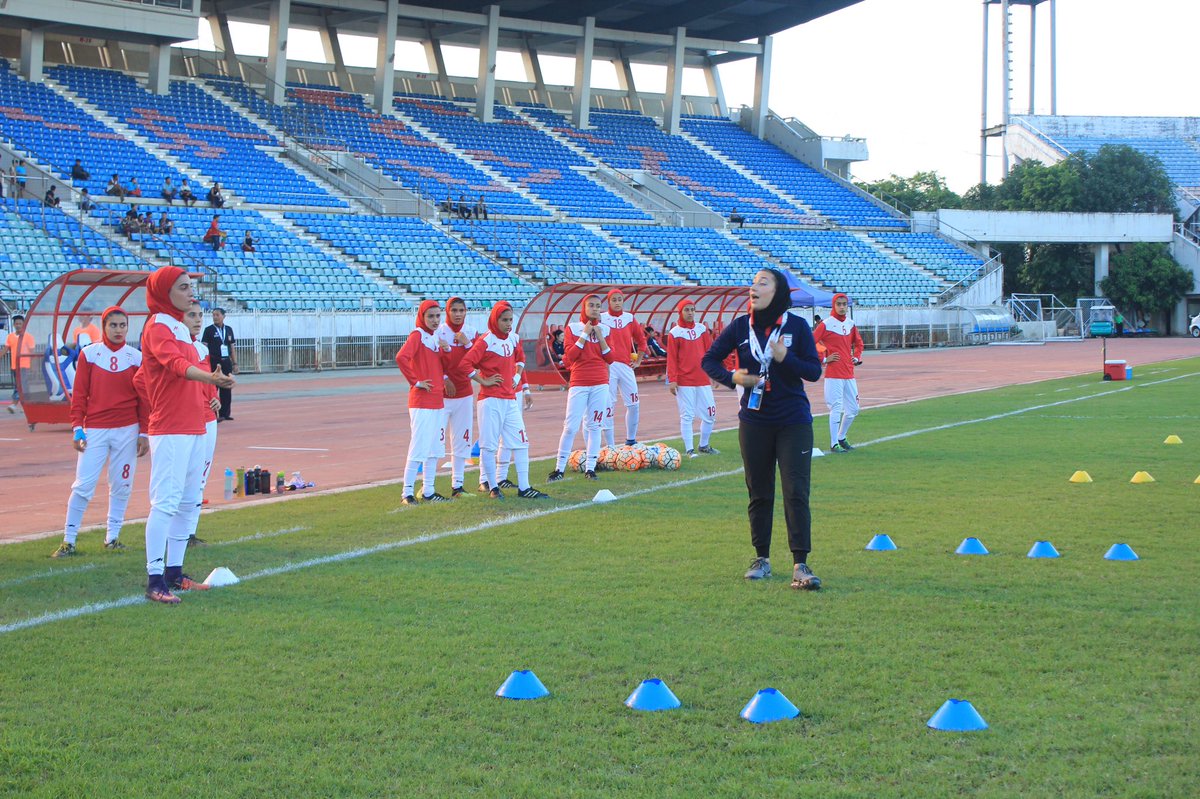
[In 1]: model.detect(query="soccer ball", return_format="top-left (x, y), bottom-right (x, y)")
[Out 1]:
top-left (659, 447), bottom-right (681, 471)
top-left (598, 447), bottom-right (620, 471)
top-left (567, 450), bottom-right (586, 473)
top-left (615, 446), bottom-right (644, 471)
top-left (643, 444), bottom-right (663, 467)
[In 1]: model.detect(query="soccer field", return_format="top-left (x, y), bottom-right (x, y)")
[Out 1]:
top-left (2, 358), bottom-right (1197, 798)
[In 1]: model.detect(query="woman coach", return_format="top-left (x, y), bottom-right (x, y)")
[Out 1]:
top-left (702, 268), bottom-right (824, 590)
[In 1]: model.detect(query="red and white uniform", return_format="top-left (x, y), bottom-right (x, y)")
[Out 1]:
top-left (812, 294), bottom-right (864, 447)
top-left (666, 299), bottom-right (716, 453)
top-left (555, 295), bottom-right (615, 473)
top-left (194, 338), bottom-right (219, 496)
top-left (462, 302), bottom-right (532, 489)
top-left (599, 289), bottom-right (647, 443)
top-left (396, 301), bottom-right (451, 496)
top-left (436, 298), bottom-right (479, 489)
top-left (62, 308), bottom-right (145, 545)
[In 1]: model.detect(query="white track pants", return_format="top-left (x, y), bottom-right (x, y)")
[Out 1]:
top-left (63, 423), bottom-right (139, 544)
top-left (478, 396), bottom-right (531, 490)
top-left (557, 384), bottom-right (609, 473)
top-left (145, 433), bottom-right (206, 576)
top-left (443, 395), bottom-right (474, 489)
top-left (824, 377), bottom-right (860, 445)
top-left (405, 407), bottom-right (446, 497)
top-left (604, 361), bottom-right (640, 445)
top-left (675, 385), bottom-right (716, 453)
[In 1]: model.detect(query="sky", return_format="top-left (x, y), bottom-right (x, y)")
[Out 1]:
top-left (179, 0), bottom-right (1200, 193)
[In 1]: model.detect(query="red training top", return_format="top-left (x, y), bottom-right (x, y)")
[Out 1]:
top-left (460, 302), bottom-right (525, 400)
top-left (396, 328), bottom-right (450, 409)
top-left (666, 314), bottom-right (714, 389)
top-left (600, 294), bottom-right (646, 364)
top-left (435, 312), bottom-right (480, 399)
top-left (811, 315), bottom-right (863, 380)
top-left (70, 342), bottom-right (144, 430)
top-left (140, 267), bottom-right (207, 435)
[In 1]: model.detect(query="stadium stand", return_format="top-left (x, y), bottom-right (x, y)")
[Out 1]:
top-left (286, 213), bottom-right (537, 308)
top-left (681, 116), bottom-right (908, 229)
top-left (602, 224), bottom-right (778, 286)
top-left (869, 232), bottom-right (986, 283)
top-left (47, 65), bottom-right (344, 208)
top-left (393, 98), bottom-right (651, 221)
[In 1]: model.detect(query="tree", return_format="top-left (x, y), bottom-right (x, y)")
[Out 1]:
top-left (1100, 243), bottom-right (1195, 327)
top-left (856, 171), bottom-right (961, 212)
top-left (1078, 145), bottom-right (1176, 215)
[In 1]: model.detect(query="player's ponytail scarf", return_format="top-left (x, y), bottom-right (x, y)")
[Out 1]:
top-left (444, 296), bottom-right (466, 332)
top-left (146, 265), bottom-right (188, 322)
top-left (100, 306), bottom-right (127, 350)
top-left (830, 293), bottom-right (849, 322)
top-left (749, 268), bottom-right (791, 334)
top-left (605, 288), bottom-right (625, 317)
top-left (487, 301), bottom-right (513, 339)
top-left (674, 298), bottom-right (696, 330)
top-left (415, 300), bottom-right (440, 335)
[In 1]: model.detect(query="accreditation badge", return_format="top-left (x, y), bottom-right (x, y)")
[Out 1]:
top-left (782, 334), bottom-right (792, 347)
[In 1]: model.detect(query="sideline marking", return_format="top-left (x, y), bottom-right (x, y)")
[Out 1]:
top-left (247, 446), bottom-right (330, 452)
top-left (213, 525), bottom-right (309, 546)
top-left (0, 562), bottom-right (98, 590)
top-left (4, 369), bottom-right (1197, 636)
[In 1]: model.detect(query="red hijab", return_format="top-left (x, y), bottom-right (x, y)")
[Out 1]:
top-left (830, 293), bottom-right (849, 322)
top-left (100, 306), bottom-right (127, 350)
top-left (605, 288), bottom-right (625, 317)
top-left (674, 298), bottom-right (695, 330)
top-left (579, 294), bottom-right (600, 326)
top-left (444, 296), bottom-right (466, 332)
top-left (146, 266), bottom-right (187, 321)
top-left (488, 301), bottom-right (513, 338)
top-left (415, 300), bottom-right (440, 334)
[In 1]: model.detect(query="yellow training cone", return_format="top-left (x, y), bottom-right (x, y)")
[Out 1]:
top-left (1163, 435), bottom-right (1182, 445)
top-left (1068, 471), bottom-right (1093, 484)
top-left (1194, 474), bottom-right (1200, 485)
top-left (1130, 471), bottom-right (1155, 484)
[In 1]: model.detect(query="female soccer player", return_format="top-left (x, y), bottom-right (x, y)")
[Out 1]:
top-left (436, 296), bottom-right (479, 497)
top-left (461, 301), bottom-right (548, 500)
top-left (53, 306), bottom-right (148, 557)
top-left (811, 293), bottom-right (864, 453)
top-left (548, 294), bottom-right (614, 482)
top-left (185, 301), bottom-right (221, 545)
top-left (396, 300), bottom-right (452, 505)
top-left (599, 288), bottom-right (647, 447)
top-left (665, 298), bottom-right (718, 459)
top-left (140, 267), bottom-right (234, 603)
top-left (702, 269), bottom-right (824, 590)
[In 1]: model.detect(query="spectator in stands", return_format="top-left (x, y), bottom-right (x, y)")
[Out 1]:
top-left (729, 207), bottom-right (745, 229)
top-left (203, 215), bottom-right (227, 251)
top-left (129, 177), bottom-right (142, 198)
top-left (78, 188), bottom-right (95, 212)
top-left (141, 210), bottom-right (155, 233)
top-left (207, 182), bottom-right (225, 209)
top-left (440, 195), bottom-right (453, 215)
top-left (157, 211), bottom-right (173, 235)
top-left (106, 174), bottom-right (127, 200)
top-left (179, 179), bottom-right (196, 207)
top-left (161, 177), bottom-right (176, 205)
top-left (474, 195), bottom-right (488, 221)
top-left (120, 207), bottom-right (139, 237)
top-left (71, 159), bottom-right (90, 182)
top-left (44, 185), bottom-right (61, 209)
top-left (645, 325), bottom-right (667, 358)
top-left (14, 160), bottom-right (28, 197)
top-left (241, 231), bottom-right (256, 253)
top-left (457, 194), bottom-right (470, 219)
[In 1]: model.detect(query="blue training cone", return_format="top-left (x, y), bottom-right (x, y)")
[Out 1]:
top-left (1104, 543), bottom-right (1139, 561)
top-left (865, 534), bottom-right (897, 551)
top-left (1027, 540), bottom-right (1060, 558)
top-left (956, 537), bottom-right (990, 555)
top-left (624, 679), bottom-right (681, 712)
top-left (927, 699), bottom-right (988, 731)
top-left (496, 670), bottom-right (550, 700)
top-left (740, 688), bottom-right (800, 724)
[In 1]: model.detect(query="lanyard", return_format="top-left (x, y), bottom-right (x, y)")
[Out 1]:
top-left (214, 325), bottom-right (225, 344)
top-left (747, 316), bottom-right (784, 377)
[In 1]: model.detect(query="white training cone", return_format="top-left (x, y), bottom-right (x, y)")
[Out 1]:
top-left (592, 489), bottom-right (617, 503)
top-left (811, 447), bottom-right (826, 458)
top-left (204, 567), bottom-right (240, 587)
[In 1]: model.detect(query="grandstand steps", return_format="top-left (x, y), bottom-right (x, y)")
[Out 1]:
top-left (259, 210), bottom-right (422, 303)
top-left (677, 129), bottom-right (822, 220)
top-left (43, 78), bottom-right (236, 207)
top-left (435, 220), bottom-right (545, 290)
top-left (851, 232), bottom-right (953, 289)
top-left (390, 111), bottom-right (559, 218)
top-left (589, 226), bottom-right (697, 286)
top-left (731, 233), bottom-right (837, 293)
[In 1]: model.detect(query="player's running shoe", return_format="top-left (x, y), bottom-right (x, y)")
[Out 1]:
top-left (401, 494), bottom-right (420, 506)
top-left (791, 563), bottom-right (822, 591)
top-left (698, 445), bottom-right (720, 455)
top-left (451, 486), bottom-right (468, 498)
top-left (489, 487), bottom-right (504, 500)
top-left (744, 557), bottom-right (771, 580)
top-left (624, 439), bottom-right (638, 447)
top-left (830, 443), bottom-right (847, 454)
top-left (584, 470), bottom-right (598, 481)
top-left (517, 487), bottom-right (549, 499)
top-left (423, 493), bottom-right (452, 503)
top-left (547, 470), bottom-right (565, 482)
top-left (145, 583), bottom-right (181, 604)
top-left (837, 439), bottom-right (855, 452)
top-left (171, 575), bottom-right (211, 592)
top-left (497, 479), bottom-right (517, 489)
top-left (51, 542), bottom-right (78, 558)
top-left (187, 534), bottom-right (206, 547)
top-left (104, 539), bottom-right (126, 551)
top-left (477, 481), bottom-right (490, 493)
top-left (687, 449), bottom-right (697, 459)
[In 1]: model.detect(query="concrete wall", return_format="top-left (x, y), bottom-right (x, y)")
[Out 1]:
top-left (937, 211), bottom-right (1175, 245)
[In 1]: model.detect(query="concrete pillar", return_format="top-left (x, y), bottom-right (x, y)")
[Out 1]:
top-left (19, 28), bottom-right (45, 82)
top-left (1094, 243), bottom-right (1111, 294)
top-left (147, 44), bottom-right (172, 95)
top-left (105, 40), bottom-right (125, 72)
top-left (616, 48), bottom-right (639, 110)
top-left (266, 0), bottom-right (291, 104)
top-left (373, 0), bottom-right (398, 114)
top-left (705, 57), bottom-right (728, 117)
top-left (663, 27), bottom-right (686, 135)
top-left (320, 18), bottom-right (353, 92)
top-left (572, 16), bottom-right (595, 129)
top-left (476, 5), bottom-right (499, 123)
top-left (521, 37), bottom-right (548, 104)
top-left (208, 12), bottom-right (241, 79)
top-left (423, 32), bottom-right (453, 99)
top-left (750, 35), bottom-right (772, 137)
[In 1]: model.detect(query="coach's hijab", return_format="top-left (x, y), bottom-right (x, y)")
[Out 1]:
top-left (750, 268), bottom-right (791, 333)
top-left (146, 266), bottom-right (188, 322)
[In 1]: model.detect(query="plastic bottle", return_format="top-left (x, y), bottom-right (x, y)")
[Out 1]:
top-left (245, 467), bottom-right (258, 496)
top-left (259, 467), bottom-right (272, 495)
top-left (235, 467), bottom-right (245, 496)
top-left (276, 471), bottom-right (285, 494)
top-left (223, 468), bottom-right (235, 500)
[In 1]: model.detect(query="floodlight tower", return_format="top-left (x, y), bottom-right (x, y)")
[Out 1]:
top-left (980, 0), bottom-right (1057, 184)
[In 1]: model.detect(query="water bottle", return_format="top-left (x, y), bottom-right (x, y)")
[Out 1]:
top-left (276, 471), bottom-right (285, 494)
top-left (235, 466), bottom-right (245, 496)
top-left (223, 468), bottom-right (234, 501)
top-left (259, 467), bottom-right (272, 495)
top-left (245, 467), bottom-right (258, 496)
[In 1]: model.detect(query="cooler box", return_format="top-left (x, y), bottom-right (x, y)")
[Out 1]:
top-left (1104, 360), bottom-right (1127, 381)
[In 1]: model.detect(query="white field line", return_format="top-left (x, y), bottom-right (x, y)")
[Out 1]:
top-left (0, 562), bottom-right (98, 590)
top-left (212, 525), bottom-right (309, 546)
top-left (3, 370), bottom-right (1196, 636)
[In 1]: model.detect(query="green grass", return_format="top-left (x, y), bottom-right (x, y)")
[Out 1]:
top-left (2, 358), bottom-right (1198, 798)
